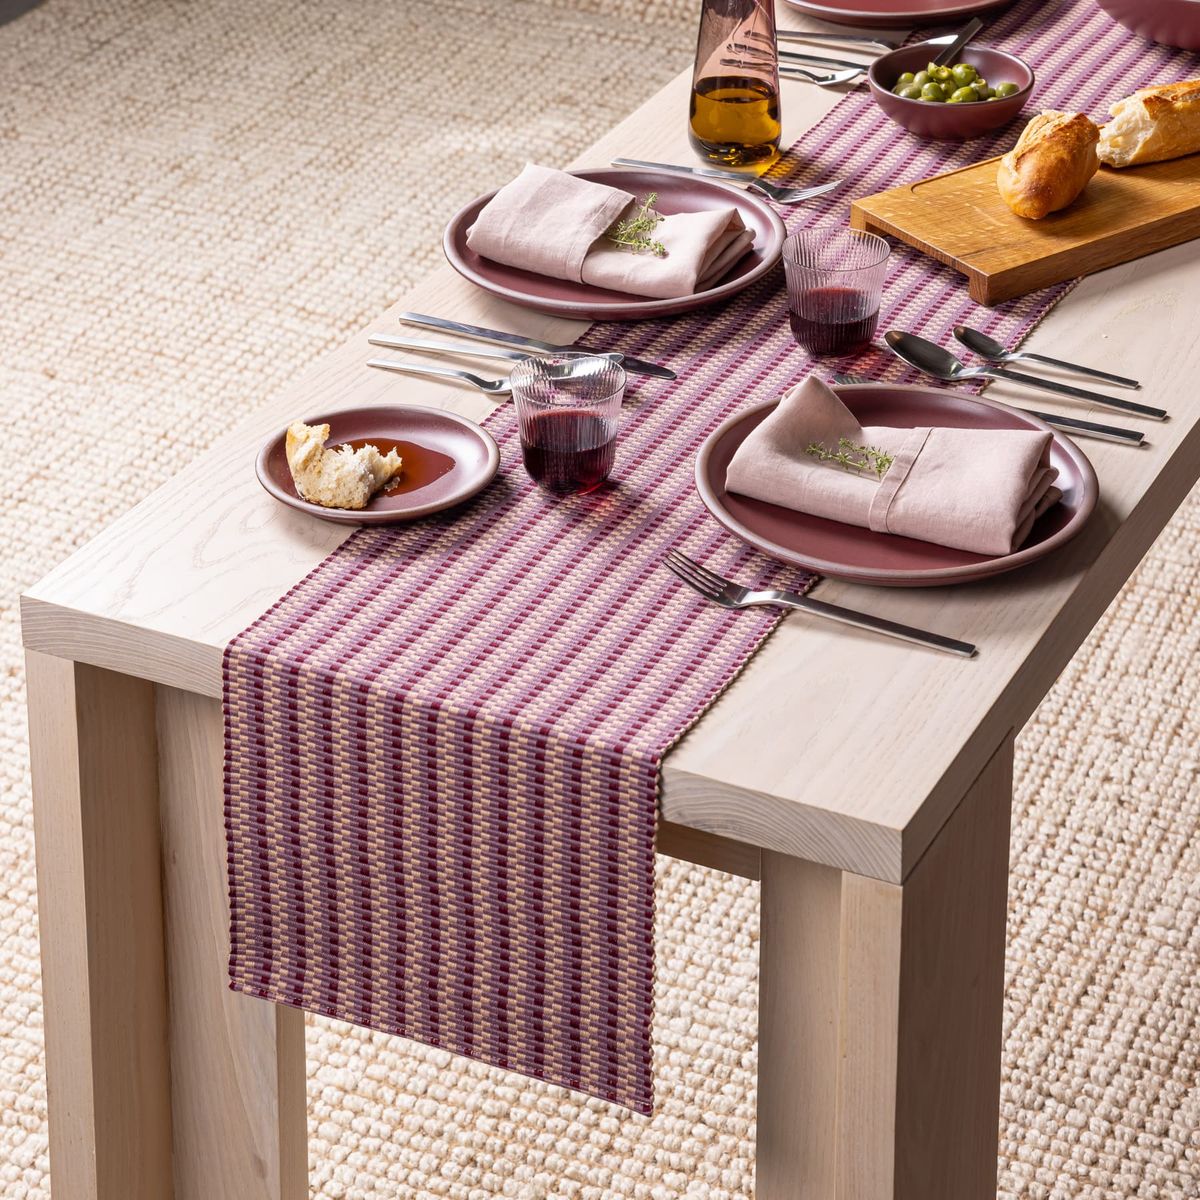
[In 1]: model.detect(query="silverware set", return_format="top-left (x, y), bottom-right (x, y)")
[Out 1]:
top-left (610, 157), bottom-right (844, 206)
top-left (830, 372), bottom-right (1144, 446)
top-left (366, 312), bottom-right (676, 392)
top-left (733, 25), bottom-right (882, 86)
top-left (884, 330), bottom-right (1161, 442)
top-left (663, 550), bottom-right (977, 657)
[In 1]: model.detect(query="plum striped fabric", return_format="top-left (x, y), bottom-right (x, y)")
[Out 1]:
top-left (225, 0), bottom-right (1191, 1114)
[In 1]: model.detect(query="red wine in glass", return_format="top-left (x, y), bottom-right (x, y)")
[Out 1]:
top-left (789, 285), bottom-right (880, 356)
top-left (520, 409), bottom-right (617, 495)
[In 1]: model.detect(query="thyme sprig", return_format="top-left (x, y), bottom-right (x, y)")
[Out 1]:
top-left (804, 437), bottom-right (894, 479)
top-left (607, 193), bottom-right (668, 257)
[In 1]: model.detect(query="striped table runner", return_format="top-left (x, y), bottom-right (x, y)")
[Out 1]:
top-left (225, 0), bottom-right (1194, 1114)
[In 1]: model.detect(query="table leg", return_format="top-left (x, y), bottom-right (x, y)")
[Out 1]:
top-left (757, 737), bottom-right (1013, 1200)
top-left (157, 686), bottom-right (308, 1200)
top-left (27, 653), bottom-right (307, 1199)
top-left (27, 652), bottom-right (172, 1199)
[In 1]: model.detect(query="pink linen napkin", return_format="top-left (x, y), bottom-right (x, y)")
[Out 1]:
top-left (466, 163), bottom-right (755, 299)
top-left (725, 377), bottom-right (1062, 557)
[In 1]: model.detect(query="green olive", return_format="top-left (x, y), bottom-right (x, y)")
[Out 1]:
top-left (975, 84), bottom-right (995, 99)
top-left (951, 63), bottom-right (978, 86)
top-left (933, 65), bottom-right (953, 82)
top-left (898, 85), bottom-right (924, 100)
top-left (948, 86), bottom-right (979, 103)
top-left (897, 71), bottom-right (916, 86)
top-left (912, 69), bottom-right (931, 89)
top-left (994, 81), bottom-right (1021, 98)
top-left (940, 80), bottom-right (957, 98)
top-left (920, 82), bottom-right (945, 102)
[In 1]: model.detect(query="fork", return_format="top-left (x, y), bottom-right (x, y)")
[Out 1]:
top-left (831, 373), bottom-right (1145, 446)
top-left (663, 550), bottom-right (977, 657)
top-left (367, 359), bottom-right (512, 395)
top-left (779, 64), bottom-right (866, 86)
top-left (610, 158), bottom-right (844, 205)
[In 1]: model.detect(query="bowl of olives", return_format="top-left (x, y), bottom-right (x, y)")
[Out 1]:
top-left (867, 37), bottom-right (1035, 140)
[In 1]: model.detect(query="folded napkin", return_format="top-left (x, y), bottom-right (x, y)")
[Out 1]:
top-left (466, 163), bottom-right (755, 300)
top-left (725, 377), bottom-right (1063, 557)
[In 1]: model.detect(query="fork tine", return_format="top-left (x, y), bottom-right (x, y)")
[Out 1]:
top-left (663, 552), bottom-right (726, 599)
top-left (664, 551), bottom-right (721, 594)
top-left (663, 555), bottom-right (721, 600)
top-left (667, 549), bottom-right (732, 593)
top-left (662, 549), bottom-right (724, 597)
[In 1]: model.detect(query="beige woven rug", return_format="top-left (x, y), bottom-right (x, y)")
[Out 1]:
top-left (2, 2), bottom-right (1198, 1197)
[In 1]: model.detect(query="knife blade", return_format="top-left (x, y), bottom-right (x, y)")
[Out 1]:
top-left (397, 312), bottom-right (676, 381)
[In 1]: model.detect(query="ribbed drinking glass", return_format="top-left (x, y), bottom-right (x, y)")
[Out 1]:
top-left (783, 228), bottom-right (891, 357)
top-left (510, 354), bottom-right (626, 496)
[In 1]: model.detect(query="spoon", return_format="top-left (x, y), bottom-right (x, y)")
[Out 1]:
top-left (367, 359), bottom-right (512, 395)
top-left (884, 332), bottom-right (1167, 421)
top-left (932, 16), bottom-right (985, 67)
top-left (953, 326), bottom-right (1141, 391)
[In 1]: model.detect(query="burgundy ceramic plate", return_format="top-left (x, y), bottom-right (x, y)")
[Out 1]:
top-left (1096, 0), bottom-right (1200, 50)
top-left (443, 168), bottom-right (786, 321)
top-left (782, 0), bottom-right (1012, 27)
top-left (695, 383), bottom-right (1097, 587)
top-left (256, 405), bottom-right (500, 526)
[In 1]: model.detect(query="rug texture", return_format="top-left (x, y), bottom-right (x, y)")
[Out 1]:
top-left (1, 1), bottom-right (1198, 1198)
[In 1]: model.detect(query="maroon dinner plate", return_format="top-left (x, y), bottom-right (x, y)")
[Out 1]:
top-left (442, 168), bottom-right (786, 321)
top-left (256, 405), bottom-right (500, 525)
top-left (695, 383), bottom-right (1097, 587)
top-left (781, 0), bottom-right (1012, 27)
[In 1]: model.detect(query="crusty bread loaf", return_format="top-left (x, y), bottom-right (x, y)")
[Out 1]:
top-left (285, 421), bottom-right (403, 510)
top-left (1098, 78), bottom-right (1200, 167)
top-left (997, 110), bottom-right (1101, 219)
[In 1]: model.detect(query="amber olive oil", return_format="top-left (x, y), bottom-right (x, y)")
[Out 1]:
top-left (688, 75), bottom-right (781, 167)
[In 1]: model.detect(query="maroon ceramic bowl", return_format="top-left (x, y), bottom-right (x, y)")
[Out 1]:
top-left (1095, 0), bottom-right (1200, 50)
top-left (868, 39), bottom-right (1035, 141)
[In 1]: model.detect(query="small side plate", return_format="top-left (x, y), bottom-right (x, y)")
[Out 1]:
top-left (256, 404), bottom-right (500, 525)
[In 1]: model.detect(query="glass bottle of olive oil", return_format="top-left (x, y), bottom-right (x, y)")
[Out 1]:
top-left (688, 0), bottom-right (781, 168)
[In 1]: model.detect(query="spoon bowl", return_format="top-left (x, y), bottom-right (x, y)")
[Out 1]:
top-left (885, 330), bottom-right (973, 381)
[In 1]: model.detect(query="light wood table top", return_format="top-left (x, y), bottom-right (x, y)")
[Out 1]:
top-left (22, 11), bottom-right (1200, 885)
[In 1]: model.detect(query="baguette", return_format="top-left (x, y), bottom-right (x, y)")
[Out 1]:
top-left (997, 110), bottom-right (1100, 219)
top-left (1098, 78), bottom-right (1200, 167)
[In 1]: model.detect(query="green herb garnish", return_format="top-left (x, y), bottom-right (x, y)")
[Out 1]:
top-left (804, 437), bottom-right (894, 479)
top-left (607, 193), bottom-right (668, 257)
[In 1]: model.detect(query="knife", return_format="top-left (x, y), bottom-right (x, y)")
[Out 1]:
top-left (396, 313), bottom-right (676, 381)
top-left (368, 334), bottom-right (622, 366)
top-left (831, 373), bottom-right (1145, 446)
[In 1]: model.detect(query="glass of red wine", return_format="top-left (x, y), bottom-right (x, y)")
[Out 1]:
top-left (782, 227), bottom-right (891, 358)
top-left (509, 353), bottom-right (626, 496)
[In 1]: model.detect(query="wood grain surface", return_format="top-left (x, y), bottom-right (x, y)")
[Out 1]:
top-left (851, 152), bottom-right (1200, 305)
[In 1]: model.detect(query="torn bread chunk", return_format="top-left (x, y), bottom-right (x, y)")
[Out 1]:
top-left (1098, 79), bottom-right (1200, 167)
top-left (285, 421), bottom-right (403, 510)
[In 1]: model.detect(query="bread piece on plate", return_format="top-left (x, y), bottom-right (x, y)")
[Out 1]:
top-left (1098, 79), bottom-right (1200, 167)
top-left (997, 110), bottom-right (1101, 219)
top-left (285, 420), bottom-right (403, 510)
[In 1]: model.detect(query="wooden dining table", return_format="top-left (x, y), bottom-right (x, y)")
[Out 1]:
top-left (20, 9), bottom-right (1200, 1200)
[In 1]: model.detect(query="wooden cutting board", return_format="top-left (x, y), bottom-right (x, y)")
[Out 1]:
top-left (849, 152), bottom-right (1200, 306)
